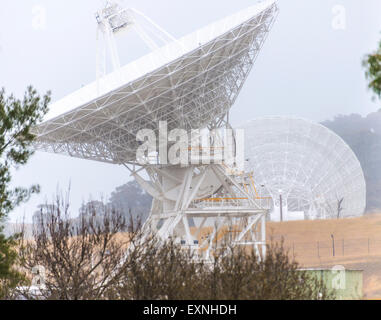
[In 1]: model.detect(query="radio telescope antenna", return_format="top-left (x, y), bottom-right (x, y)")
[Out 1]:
top-left (242, 116), bottom-right (366, 221)
top-left (96, 0), bottom-right (177, 91)
top-left (33, 0), bottom-right (279, 261)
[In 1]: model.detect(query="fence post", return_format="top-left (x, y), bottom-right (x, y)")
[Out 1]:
top-left (317, 241), bottom-right (320, 258)
top-left (342, 239), bottom-right (344, 256)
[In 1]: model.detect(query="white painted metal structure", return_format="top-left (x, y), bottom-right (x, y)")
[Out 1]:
top-left (33, 0), bottom-right (278, 164)
top-left (242, 116), bottom-right (366, 221)
top-left (32, 0), bottom-right (279, 259)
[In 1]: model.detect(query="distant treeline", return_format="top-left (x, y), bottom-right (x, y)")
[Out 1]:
top-left (322, 112), bottom-right (381, 212)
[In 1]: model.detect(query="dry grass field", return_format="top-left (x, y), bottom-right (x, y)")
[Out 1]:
top-left (267, 214), bottom-right (381, 299)
top-left (13, 213), bottom-right (381, 298)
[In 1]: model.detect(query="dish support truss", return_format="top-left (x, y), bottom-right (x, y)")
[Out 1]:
top-left (129, 163), bottom-right (270, 261)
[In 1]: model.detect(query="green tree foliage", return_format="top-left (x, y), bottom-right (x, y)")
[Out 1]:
top-left (364, 40), bottom-right (381, 101)
top-left (0, 233), bottom-right (26, 298)
top-left (0, 86), bottom-right (50, 298)
top-left (0, 87), bottom-right (50, 219)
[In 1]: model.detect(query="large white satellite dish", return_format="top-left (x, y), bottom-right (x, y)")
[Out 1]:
top-left (32, 0), bottom-right (278, 165)
top-left (242, 116), bottom-right (366, 221)
top-left (32, 0), bottom-right (279, 260)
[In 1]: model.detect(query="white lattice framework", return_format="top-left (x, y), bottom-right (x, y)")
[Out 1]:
top-left (242, 117), bottom-right (366, 220)
top-left (32, 1), bottom-right (278, 164)
top-left (31, 1), bottom-right (279, 259)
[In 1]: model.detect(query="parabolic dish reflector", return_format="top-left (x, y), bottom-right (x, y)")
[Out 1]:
top-left (242, 116), bottom-right (366, 220)
top-left (32, 0), bottom-right (278, 164)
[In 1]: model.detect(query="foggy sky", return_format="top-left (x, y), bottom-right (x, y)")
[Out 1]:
top-left (1, 0), bottom-right (380, 222)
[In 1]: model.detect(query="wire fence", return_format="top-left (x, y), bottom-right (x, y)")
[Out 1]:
top-left (271, 236), bottom-right (381, 260)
